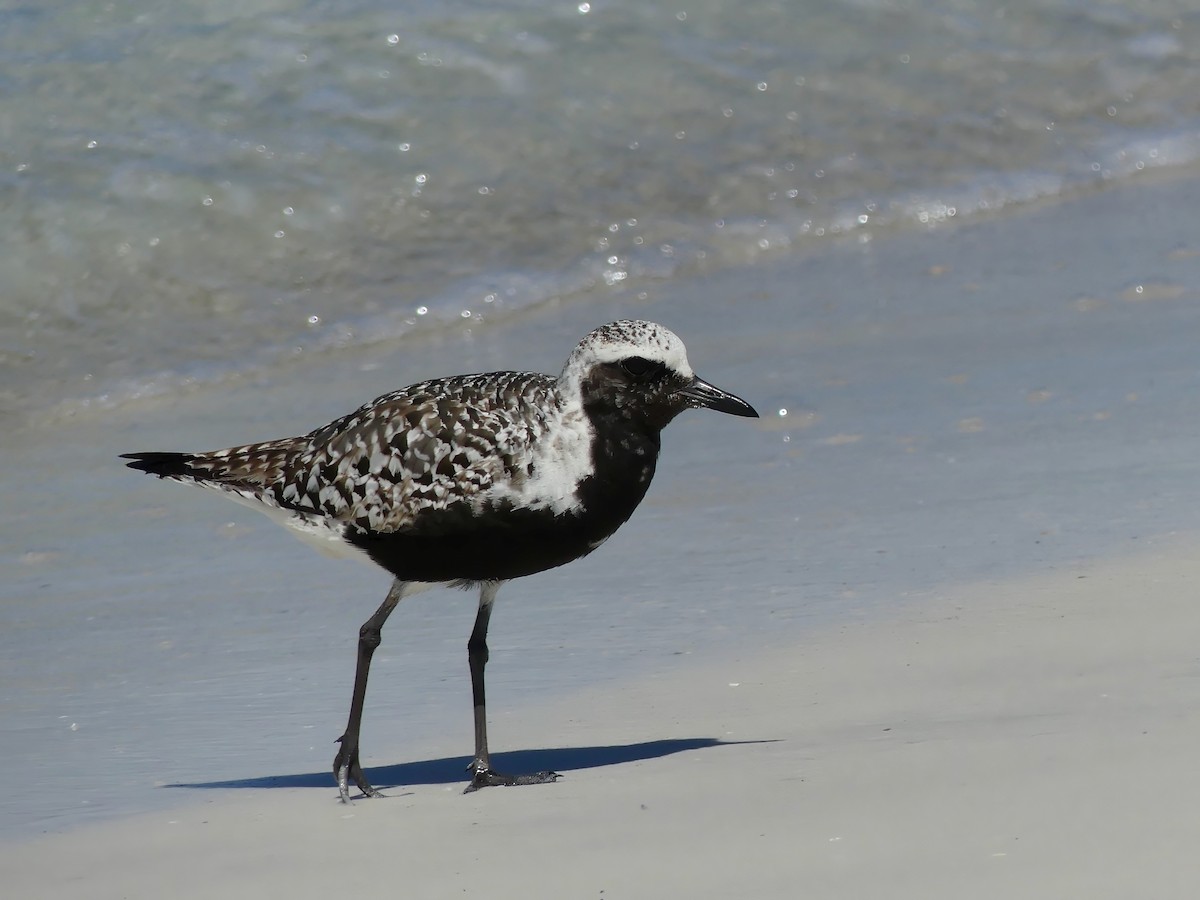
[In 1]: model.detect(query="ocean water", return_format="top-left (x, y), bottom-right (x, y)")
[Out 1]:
top-left (4, 0), bottom-right (1200, 423)
top-left (5, 0), bottom-right (1200, 843)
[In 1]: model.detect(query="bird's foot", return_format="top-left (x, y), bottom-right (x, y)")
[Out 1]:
top-left (333, 735), bottom-right (385, 803)
top-left (463, 764), bottom-right (560, 794)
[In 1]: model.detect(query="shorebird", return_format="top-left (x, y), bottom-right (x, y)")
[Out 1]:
top-left (122, 320), bottom-right (758, 800)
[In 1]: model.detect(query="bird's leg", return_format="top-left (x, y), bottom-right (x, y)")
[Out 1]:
top-left (334, 578), bottom-right (406, 803)
top-left (464, 582), bottom-right (560, 793)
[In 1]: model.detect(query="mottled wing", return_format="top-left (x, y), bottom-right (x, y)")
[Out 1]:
top-left (185, 372), bottom-right (560, 535)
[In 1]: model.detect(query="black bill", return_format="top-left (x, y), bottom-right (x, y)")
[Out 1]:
top-left (677, 375), bottom-right (759, 417)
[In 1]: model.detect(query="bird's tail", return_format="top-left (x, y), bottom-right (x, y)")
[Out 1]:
top-left (121, 438), bottom-right (301, 490)
top-left (120, 451), bottom-right (206, 480)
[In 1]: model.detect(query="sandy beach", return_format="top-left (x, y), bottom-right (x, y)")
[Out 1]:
top-left (7, 2), bottom-right (1200, 892)
top-left (5, 170), bottom-right (1200, 895)
top-left (5, 541), bottom-right (1199, 898)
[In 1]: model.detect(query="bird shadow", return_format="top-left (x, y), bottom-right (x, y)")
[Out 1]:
top-left (165, 737), bottom-right (774, 792)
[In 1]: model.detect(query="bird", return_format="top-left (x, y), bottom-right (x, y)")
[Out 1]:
top-left (122, 319), bottom-right (758, 801)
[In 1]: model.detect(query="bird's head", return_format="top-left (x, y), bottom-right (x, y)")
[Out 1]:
top-left (560, 320), bottom-right (758, 429)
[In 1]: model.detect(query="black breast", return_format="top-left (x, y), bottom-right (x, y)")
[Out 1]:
top-left (345, 413), bottom-right (662, 584)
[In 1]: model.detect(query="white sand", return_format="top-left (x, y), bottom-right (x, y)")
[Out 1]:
top-left (5, 538), bottom-right (1198, 898)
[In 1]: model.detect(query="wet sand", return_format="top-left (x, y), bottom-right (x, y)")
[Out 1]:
top-left (4, 169), bottom-right (1200, 895)
top-left (4, 543), bottom-right (1199, 898)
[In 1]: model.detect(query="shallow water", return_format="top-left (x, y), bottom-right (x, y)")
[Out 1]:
top-left (5, 0), bottom-right (1200, 841)
top-left (4, 0), bottom-right (1200, 420)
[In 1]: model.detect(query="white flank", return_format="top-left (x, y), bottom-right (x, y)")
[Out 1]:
top-left (191, 479), bottom-right (368, 561)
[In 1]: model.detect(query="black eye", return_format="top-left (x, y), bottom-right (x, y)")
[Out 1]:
top-left (620, 356), bottom-right (657, 377)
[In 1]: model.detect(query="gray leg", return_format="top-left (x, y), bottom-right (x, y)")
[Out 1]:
top-left (465, 581), bottom-right (560, 792)
top-left (333, 579), bottom-right (406, 803)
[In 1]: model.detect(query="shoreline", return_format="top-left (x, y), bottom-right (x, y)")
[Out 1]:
top-left (4, 167), bottom-right (1200, 864)
top-left (13, 162), bottom-right (1200, 436)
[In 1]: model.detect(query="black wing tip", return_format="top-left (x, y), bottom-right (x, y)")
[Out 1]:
top-left (121, 451), bottom-right (195, 478)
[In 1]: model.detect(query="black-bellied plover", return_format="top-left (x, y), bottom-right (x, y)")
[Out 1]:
top-left (123, 320), bottom-right (758, 800)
